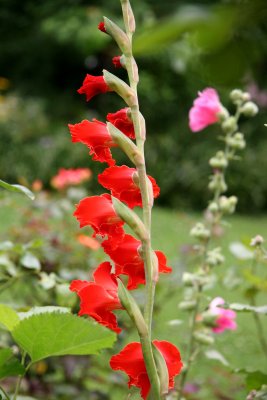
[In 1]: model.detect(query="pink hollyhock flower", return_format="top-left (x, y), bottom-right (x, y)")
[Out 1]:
top-left (107, 108), bottom-right (135, 139)
top-left (110, 340), bottom-right (183, 399)
top-left (68, 119), bottom-right (117, 166)
top-left (102, 234), bottom-right (172, 290)
top-left (98, 165), bottom-right (160, 208)
top-left (77, 74), bottom-right (112, 102)
top-left (70, 262), bottom-right (122, 333)
top-left (189, 88), bottom-right (223, 132)
top-left (51, 168), bottom-right (92, 190)
top-left (209, 297), bottom-right (237, 334)
top-left (74, 194), bottom-right (125, 247)
top-left (112, 56), bottom-right (123, 69)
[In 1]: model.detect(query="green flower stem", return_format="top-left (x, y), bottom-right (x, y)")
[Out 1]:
top-left (120, 0), bottom-right (161, 398)
top-left (13, 351), bottom-right (26, 400)
top-left (0, 385), bottom-right (11, 400)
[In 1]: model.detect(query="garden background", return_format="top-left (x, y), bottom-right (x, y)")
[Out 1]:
top-left (0, 0), bottom-right (267, 399)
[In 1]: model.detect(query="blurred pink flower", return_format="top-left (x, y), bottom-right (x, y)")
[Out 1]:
top-left (209, 297), bottom-right (237, 334)
top-left (189, 88), bottom-right (222, 132)
top-left (51, 168), bottom-right (92, 190)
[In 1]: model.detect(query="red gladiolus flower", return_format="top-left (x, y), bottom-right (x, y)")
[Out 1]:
top-left (102, 234), bottom-right (172, 289)
top-left (74, 194), bottom-right (125, 247)
top-left (98, 21), bottom-right (107, 33)
top-left (77, 74), bottom-right (111, 102)
top-left (98, 166), bottom-right (160, 208)
top-left (68, 119), bottom-right (117, 166)
top-left (107, 108), bottom-right (135, 139)
top-left (112, 56), bottom-right (123, 68)
top-left (70, 262), bottom-right (122, 333)
top-left (110, 340), bottom-right (183, 399)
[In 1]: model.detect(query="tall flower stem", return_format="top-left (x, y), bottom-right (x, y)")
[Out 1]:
top-left (120, 0), bottom-right (161, 398)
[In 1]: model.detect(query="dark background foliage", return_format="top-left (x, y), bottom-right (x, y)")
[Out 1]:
top-left (1, 0), bottom-right (267, 211)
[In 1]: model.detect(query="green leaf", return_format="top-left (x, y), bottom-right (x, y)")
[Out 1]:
top-left (0, 348), bottom-right (25, 380)
top-left (20, 252), bottom-right (41, 271)
top-left (0, 180), bottom-right (34, 200)
top-left (204, 349), bottom-right (229, 366)
top-left (18, 306), bottom-right (70, 320)
top-left (237, 369), bottom-right (267, 391)
top-left (0, 304), bottom-right (20, 330)
top-left (229, 303), bottom-right (267, 314)
top-left (12, 312), bottom-right (116, 362)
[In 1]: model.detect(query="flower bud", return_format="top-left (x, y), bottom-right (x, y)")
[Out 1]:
top-left (218, 195), bottom-right (238, 214)
top-left (208, 174), bottom-right (227, 193)
top-left (230, 89), bottom-right (243, 103)
top-left (206, 247), bottom-right (225, 267)
top-left (103, 17), bottom-right (131, 55)
top-left (225, 132), bottom-right (246, 150)
top-left (240, 101), bottom-right (259, 117)
top-left (241, 92), bottom-right (251, 102)
top-left (250, 235), bottom-right (264, 247)
top-left (103, 70), bottom-right (137, 107)
top-left (217, 106), bottom-right (229, 122)
top-left (182, 272), bottom-right (197, 287)
top-left (178, 300), bottom-right (197, 311)
top-left (193, 331), bottom-right (215, 345)
top-left (222, 116), bottom-right (238, 134)
top-left (190, 223), bottom-right (210, 241)
top-left (201, 311), bottom-right (217, 327)
top-left (208, 202), bottom-right (219, 213)
top-left (112, 196), bottom-right (148, 241)
top-left (121, 0), bottom-right (136, 34)
top-left (153, 344), bottom-right (169, 396)
top-left (209, 151), bottom-right (228, 169)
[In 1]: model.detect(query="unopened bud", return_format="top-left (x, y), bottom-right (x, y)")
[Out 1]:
top-left (182, 272), bottom-right (197, 287)
top-left (103, 17), bottom-right (131, 55)
top-left (208, 202), bottom-right (219, 213)
top-left (241, 92), bottom-right (251, 102)
top-left (190, 223), bottom-right (210, 241)
top-left (241, 101), bottom-right (259, 117)
top-left (179, 300), bottom-right (197, 311)
top-left (250, 235), bottom-right (264, 247)
top-left (208, 174), bottom-right (227, 193)
top-left (219, 195), bottom-right (238, 214)
top-left (209, 151), bottom-right (228, 169)
top-left (230, 89), bottom-right (243, 103)
top-left (202, 311), bottom-right (217, 327)
top-left (226, 132), bottom-right (246, 150)
top-left (193, 331), bottom-right (215, 345)
top-left (217, 107), bottom-right (229, 122)
top-left (103, 70), bottom-right (137, 107)
top-left (206, 247), bottom-right (225, 267)
top-left (222, 116), bottom-right (238, 134)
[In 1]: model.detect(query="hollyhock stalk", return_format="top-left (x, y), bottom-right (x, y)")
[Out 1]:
top-left (119, 0), bottom-right (161, 397)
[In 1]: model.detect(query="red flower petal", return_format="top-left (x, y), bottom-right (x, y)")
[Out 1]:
top-left (107, 108), bottom-right (135, 139)
top-left (110, 340), bottom-right (183, 399)
top-left (112, 56), bottom-right (123, 68)
top-left (77, 74), bottom-right (111, 102)
top-left (70, 262), bottom-right (122, 333)
top-left (98, 166), bottom-right (160, 208)
top-left (68, 119), bottom-right (116, 166)
top-left (102, 234), bottom-right (172, 290)
top-left (98, 21), bottom-right (107, 33)
top-left (74, 194), bottom-right (125, 246)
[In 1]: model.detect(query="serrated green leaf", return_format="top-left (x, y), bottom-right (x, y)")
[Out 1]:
top-left (0, 304), bottom-right (20, 330)
top-left (0, 348), bottom-right (25, 380)
top-left (18, 306), bottom-right (70, 320)
top-left (12, 312), bottom-right (116, 362)
top-left (0, 180), bottom-right (34, 200)
top-left (229, 303), bottom-right (267, 314)
top-left (20, 252), bottom-right (41, 271)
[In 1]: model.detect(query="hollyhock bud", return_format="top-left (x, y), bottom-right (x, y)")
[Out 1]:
top-left (209, 297), bottom-right (237, 334)
top-left (107, 108), bottom-right (135, 139)
top-left (218, 195), bottom-right (238, 214)
top-left (179, 300), bottom-right (197, 311)
top-left (68, 119), bottom-right (117, 166)
top-left (77, 74), bottom-right (111, 102)
top-left (250, 235), bottom-right (264, 247)
top-left (209, 151), bottom-right (228, 169)
top-left (208, 174), bottom-right (227, 193)
top-left (240, 101), bottom-right (259, 117)
top-left (74, 194), bottom-right (125, 247)
top-left (190, 223), bottom-right (210, 241)
top-left (189, 88), bottom-right (223, 132)
top-left (206, 247), bottom-right (225, 267)
top-left (193, 331), bottom-right (215, 345)
top-left (102, 234), bottom-right (172, 290)
top-left (230, 89), bottom-right (244, 104)
top-left (225, 132), bottom-right (246, 150)
top-left (110, 341), bottom-right (183, 399)
top-left (70, 262), bottom-right (122, 333)
top-left (221, 116), bottom-right (238, 134)
top-left (98, 166), bottom-right (160, 208)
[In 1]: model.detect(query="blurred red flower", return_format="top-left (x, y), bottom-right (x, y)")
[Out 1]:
top-left (74, 194), bottom-right (125, 247)
top-left (77, 234), bottom-right (101, 251)
top-left (68, 119), bottom-right (117, 166)
top-left (98, 165), bottom-right (160, 208)
top-left (51, 168), bottom-right (92, 190)
top-left (70, 262), bottom-right (122, 333)
top-left (98, 21), bottom-right (106, 33)
top-left (107, 108), bottom-right (135, 139)
top-left (112, 56), bottom-right (123, 69)
top-left (77, 74), bottom-right (111, 102)
top-left (110, 340), bottom-right (183, 399)
top-left (102, 234), bottom-right (172, 289)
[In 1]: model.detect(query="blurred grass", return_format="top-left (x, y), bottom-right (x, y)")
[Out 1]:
top-left (0, 193), bottom-right (267, 399)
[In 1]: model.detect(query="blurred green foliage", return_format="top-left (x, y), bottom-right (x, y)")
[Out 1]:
top-left (0, 0), bottom-right (267, 211)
